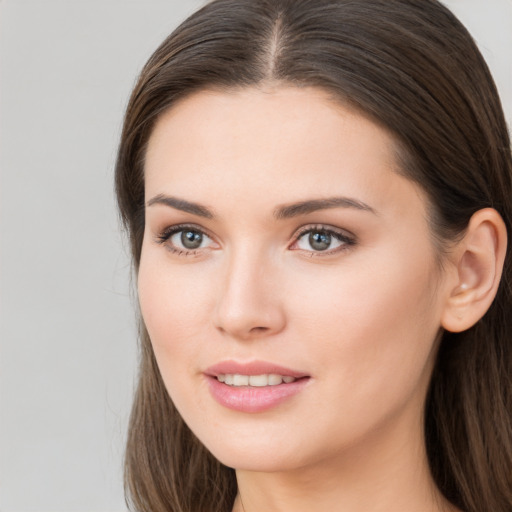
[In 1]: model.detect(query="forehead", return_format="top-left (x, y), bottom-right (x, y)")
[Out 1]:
top-left (144, 86), bottom-right (425, 219)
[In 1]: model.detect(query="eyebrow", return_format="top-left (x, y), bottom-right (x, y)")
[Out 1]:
top-left (274, 197), bottom-right (377, 219)
top-left (146, 194), bottom-right (214, 219)
top-left (146, 194), bottom-right (376, 220)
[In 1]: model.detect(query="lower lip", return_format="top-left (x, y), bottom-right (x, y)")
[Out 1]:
top-left (206, 376), bottom-right (310, 413)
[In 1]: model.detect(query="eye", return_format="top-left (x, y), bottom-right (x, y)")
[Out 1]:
top-left (291, 226), bottom-right (355, 254)
top-left (156, 225), bottom-right (217, 254)
top-left (172, 229), bottom-right (207, 249)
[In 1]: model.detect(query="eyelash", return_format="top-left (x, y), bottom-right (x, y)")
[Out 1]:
top-left (155, 223), bottom-right (356, 257)
top-left (155, 224), bottom-right (215, 256)
top-left (291, 225), bottom-right (356, 256)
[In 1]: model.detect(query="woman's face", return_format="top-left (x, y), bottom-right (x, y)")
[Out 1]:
top-left (139, 86), bottom-right (451, 472)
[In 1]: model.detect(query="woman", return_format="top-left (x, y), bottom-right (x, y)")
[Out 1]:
top-left (115, 1), bottom-right (512, 511)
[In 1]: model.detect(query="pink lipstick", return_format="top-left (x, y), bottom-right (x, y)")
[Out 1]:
top-left (205, 360), bottom-right (310, 413)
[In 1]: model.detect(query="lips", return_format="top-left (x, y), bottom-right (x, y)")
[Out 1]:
top-left (206, 360), bottom-right (309, 379)
top-left (204, 360), bottom-right (310, 413)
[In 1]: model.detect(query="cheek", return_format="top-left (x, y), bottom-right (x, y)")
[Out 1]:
top-left (137, 250), bottom-right (214, 367)
top-left (288, 241), bottom-right (442, 403)
top-left (137, 255), bottom-right (216, 424)
top-left (291, 249), bottom-right (438, 333)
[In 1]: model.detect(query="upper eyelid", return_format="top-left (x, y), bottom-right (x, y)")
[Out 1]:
top-left (157, 223), bottom-right (213, 239)
top-left (292, 224), bottom-right (356, 240)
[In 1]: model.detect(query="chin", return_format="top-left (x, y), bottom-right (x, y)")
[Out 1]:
top-left (196, 431), bottom-right (318, 473)
top-left (214, 448), bottom-right (301, 473)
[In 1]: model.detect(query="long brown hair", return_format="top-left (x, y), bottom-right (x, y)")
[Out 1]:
top-left (115, 1), bottom-right (512, 511)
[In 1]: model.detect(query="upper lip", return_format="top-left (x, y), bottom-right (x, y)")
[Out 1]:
top-left (205, 360), bottom-right (309, 379)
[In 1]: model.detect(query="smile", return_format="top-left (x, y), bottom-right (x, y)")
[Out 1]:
top-left (217, 374), bottom-right (297, 386)
top-left (205, 361), bottom-right (310, 413)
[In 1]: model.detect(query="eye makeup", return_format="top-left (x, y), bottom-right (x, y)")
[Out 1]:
top-left (290, 224), bottom-right (357, 257)
top-left (154, 221), bottom-right (357, 258)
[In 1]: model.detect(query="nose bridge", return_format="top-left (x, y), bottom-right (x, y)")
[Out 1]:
top-left (214, 242), bottom-right (285, 339)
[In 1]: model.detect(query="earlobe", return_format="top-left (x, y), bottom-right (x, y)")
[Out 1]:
top-left (441, 208), bottom-right (507, 333)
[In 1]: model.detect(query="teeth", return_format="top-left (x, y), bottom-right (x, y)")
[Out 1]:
top-left (233, 374), bottom-right (249, 386)
top-left (249, 374), bottom-right (268, 387)
top-left (217, 374), bottom-right (297, 387)
top-left (268, 374), bottom-right (282, 385)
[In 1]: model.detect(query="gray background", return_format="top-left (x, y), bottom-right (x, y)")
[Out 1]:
top-left (0, 1), bottom-right (510, 511)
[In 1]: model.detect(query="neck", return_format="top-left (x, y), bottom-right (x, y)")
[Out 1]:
top-left (232, 414), bottom-right (458, 512)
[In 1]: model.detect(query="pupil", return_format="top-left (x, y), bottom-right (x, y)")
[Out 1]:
top-left (309, 231), bottom-right (331, 251)
top-left (181, 230), bottom-right (203, 249)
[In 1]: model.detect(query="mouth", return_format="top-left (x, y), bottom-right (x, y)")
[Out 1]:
top-left (205, 361), bottom-right (310, 413)
top-left (217, 373), bottom-right (298, 387)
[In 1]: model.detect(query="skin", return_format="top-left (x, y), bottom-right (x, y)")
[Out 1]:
top-left (139, 86), bottom-right (463, 512)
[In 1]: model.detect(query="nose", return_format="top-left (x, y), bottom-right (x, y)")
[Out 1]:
top-left (213, 248), bottom-right (286, 340)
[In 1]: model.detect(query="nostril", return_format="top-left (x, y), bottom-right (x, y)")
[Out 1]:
top-left (250, 326), bottom-right (269, 333)
top-left (213, 286), bottom-right (286, 338)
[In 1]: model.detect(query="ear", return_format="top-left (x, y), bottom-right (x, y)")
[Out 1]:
top-left (441, 208), bottom-right (507, 333)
